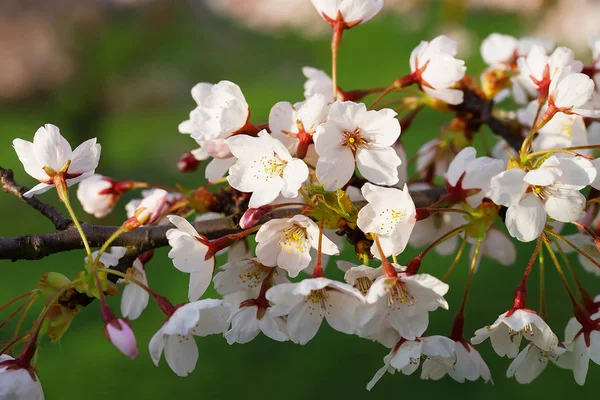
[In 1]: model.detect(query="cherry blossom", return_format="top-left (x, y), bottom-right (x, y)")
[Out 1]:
top-left (367, 336), bottom-right (455, 390)
top-left (0, 354), bottom-right (45, 400)
top-left (303, 66), bottom-right (334, 102)
top-left (105, 318), bottom-right (139, 360)
top-left (189, 139), bottom-right (236, 183)
top-left (149, 299), bottom-right (230, 377)
top-left (77, 175), bottom-right (125, 218)
top-left (471, 309), bottom-right (558, 358)
top-left (255, 215), bottom-right (339, 278)
top-left (489, 155), bottom-right (596, 242)
top-left (506, 342), bottom-right (568, 384)
top-left (560, 313), bottom-right (600, 385)
top-left (120, 257), bottom-right (150, 320)
top-left (166, 215), bottom-right (215, 301)
top-left (178, 80), bottom-right (249, 142)
top-left (356, 183), bottom-right (416, 259)
top-left (13, 123), bottom-right (101, 197)
top-left (358, 271), bottom-right (449, 341)
top-left (421, 340), bottom-right (492, 383)
top-left (409, 35), bottom-right (466, 105)
top-left (314, 101), bottom-right (402, 189)
top-left (549, 72), bottom-right (598, 117)
top-left (266, 277), bottom-right (364, 344)
top-left (310, 0), bottom-right (384, 28)
top-left (226, 130), bottom-right (309, 208)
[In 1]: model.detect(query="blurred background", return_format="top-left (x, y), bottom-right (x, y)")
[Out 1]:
top-left (0, 0), bottom-right (598, 399)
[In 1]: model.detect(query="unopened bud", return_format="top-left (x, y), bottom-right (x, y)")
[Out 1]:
top-left (38, 272), bottom-right (71, 294)
top-left (123, 189), bottom-right (168, 230)
top-left (240, 205), bottom-right (273, 229)
top-left (177, 152), bottom-right (200, 173)
top-left (105, 319), bottom-right (139, 360)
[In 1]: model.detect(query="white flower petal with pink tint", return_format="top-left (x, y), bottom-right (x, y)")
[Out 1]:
top-left (303, 67), bottom-right (334, 102)
top-left (311, 0), bottom-right (384, 26)
top-left (481, 33), bottom-right (517, 67)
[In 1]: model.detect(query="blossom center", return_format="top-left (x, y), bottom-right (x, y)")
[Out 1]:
top-left (278, 225), bottom-right (309, 253)
top-left (387, 281), bottom-right (414, 308)
top-left (239, 261), bottom-right (271, 290)
top-left (378, 208), bottom-right (407, 234)
top-left (355, 277), bottom-right (373, 295)
top-left (305, 289), bottom-right (330, 315)
top-left (341, 129), bottom-right (369, 152)
top-left (254, 154), bottom-right (288, 181)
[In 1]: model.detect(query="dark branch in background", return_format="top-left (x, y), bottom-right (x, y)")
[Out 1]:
top-left (451, 87), bottom-right (524, 151)
top-left (0, 168), bottom-right (73, 231)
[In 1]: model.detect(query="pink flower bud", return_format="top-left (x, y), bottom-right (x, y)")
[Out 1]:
top-left (105, 319), bottom-right (139, 360)
top-left (177, 152), bottom-right (200, 173)
top-left (133, 189), bottom-right (168, 226)
top-left (239, 205), bottom-right (273, 229)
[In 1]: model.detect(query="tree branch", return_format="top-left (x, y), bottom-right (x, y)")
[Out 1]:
top-left (1, 167), bottom-right (73, 231)
top-left (0, 185), bottom-right (447, 262)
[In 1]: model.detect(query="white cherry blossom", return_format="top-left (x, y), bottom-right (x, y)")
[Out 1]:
top-left (367, 336), bottom-right (455, 390)
top-left (489, 155), bottom-right (596, 242)
top-left (0, 355), bottom-right (45, 400)
top-left (266, 277), bottom-right (364, 345)
top-left (310, 0), bottom-right (384, 27)
top-left (358, 271), bottom-right (449, 341)
top-left (409, 35), bottom-right (466, 105)
top-left (445, 147), bottom-right (505, 207)
top-left (13, 124), bottom-right (101, 197)
top-left (506, 342), bottom-right (568, 384)
top-left (226, 130), bottom-right (309, 208)
top-left (255, 215), bottom-right (339, 278)
top-left (357, 183), bottom-right (416, 259)
top-left (421, 340), bottom-right (492, 383)
top-left (303, 66), bottom-right (334, 102)
top-left (549, 73), bottom-right (598, 117)
top-left (77, 174), bottom-right (120, 218)
top-left (178, 80), bottom-right (249, 142)
top-left (561, 312), bottom-right (600, 385)
top-left (471, 309), bottom-right (559, 358)
top-left (120, 257), bottom-right (150, 320)
top-left (314, 101), bottom-right (402, 190)
top-left (166, 215), bottom-right (215, 302)
top-left (189, 139), bottom-right (236, 183)
top-left (149, 299), bottom-right (230, 377)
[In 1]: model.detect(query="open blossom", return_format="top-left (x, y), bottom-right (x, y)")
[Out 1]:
top-left (357, 183), bottom-right (416, 259)
top-left (561, 312), bottom-right (600, 385)
top-left (314, 101), bottom-right (401, 190)
top-left (367, 336), bottom-right (455, 390)
top-left (409, 35), bottom-right (466, 105)
top-left (226, 130), bottom-right (309, 208)
top-left (166, 215), bottom-right (215, 302)
top-left (255, 215), bottom-right (339, 278)
top-left (269, 94), bottom-right (329, 159)
top-left (480, 33), bottom-right (554, 68)
top-left (213, 258), bottom-right (288, 297)
top-left (149, 299), bottom-right (230, 377)
top-left (178, 80), bottom-right (249, 142)
top-left (266, 277), bottom-right (364, 345)
top-left (13, 123), bottom-right (101, 197)
top-left (549, 72), bottom-right (598, 117)
top-left (421, 340), bottom-right (491, 383)
top-left (471, 309), bottom-right (559, 358)
top-left (490, 155), bottom-right (596, 242)
top-left (358, 271), bottom-right (449, 341)
top-left (445, 147), bottom-right (505, 207)
top-left (310, 0), bottom-right (384, 27)
top-left (0, 355), bottom-right (45, 399)
top-left (506, 342), bottom-right (567, 384)
top-left (303, 66), bottom-right (334, 102)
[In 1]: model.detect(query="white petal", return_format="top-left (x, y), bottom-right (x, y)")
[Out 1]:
top-left (505, 194), bottom-right (546, 242)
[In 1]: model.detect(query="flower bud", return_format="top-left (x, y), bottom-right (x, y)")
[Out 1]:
top-left (104, 319), bottom-right (139, 360)
top-left (123, 189), bottom-right (168, 230)
top-left (177, 152), bottom-right (200, 173)
top-left (239, 205), bottom-right (273, 229)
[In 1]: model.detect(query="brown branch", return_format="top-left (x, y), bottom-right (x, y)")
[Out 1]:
top-left (0, 185), bottom-right (447, 262)
top-left (0, 167), bottom-right (72, 231)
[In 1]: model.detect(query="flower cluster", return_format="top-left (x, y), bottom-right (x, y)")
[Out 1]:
top-left (4, 0), bottom-right (600, 397)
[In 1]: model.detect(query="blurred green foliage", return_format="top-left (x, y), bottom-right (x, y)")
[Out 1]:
top-left (0, 3), bottom-right (597, 399)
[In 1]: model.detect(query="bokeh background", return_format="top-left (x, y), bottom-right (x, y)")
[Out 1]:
top-left (1, 0), bottom-right (599, 399)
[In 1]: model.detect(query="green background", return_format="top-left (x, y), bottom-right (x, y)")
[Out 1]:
top-left (0, 3), bottom-right (597, 399)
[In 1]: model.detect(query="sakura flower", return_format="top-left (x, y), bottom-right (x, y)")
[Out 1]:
top-left (548, 72), bottom-right (598, 117)
top-left (269, 94), bottom-right (329, 159)
top-left (415, 138), bottom-right (455, 180)
top-left (166, 215), bottom-right (215, 302)
top-left (481, 33), bottom-right (518, 68)
top-left (255, 215), bottom-right (339, 278)
top-left (358, 271), bottom-right (449, 341)
top-left (561, 313), bottom-right (600, 385)
top-left (266, 277), bottom-right (364, 344)
top-left (178, 80), bottom-right (249, 142)
top-left (104, 318), bottom-right (139, 360)
top-left (310, 0), bottom-right (384, 28)
top-left (366, 336), bottom-right (455, 390)
top-left (149, 299), bottom-right (230, 377)
top-left (338, 261), bottom-right (385, 295)
top-left (421, 340), bottom-right (492, 383)
top-left (213, 258), bottom-right (285, 297)
top-left (445, 147), bottom-right (505, 207)
top-left (506, 342), bottom-right (567, 384)
top-left (489, 155), bottom-right (596, 242)
top-left (13, 123), bottom-right (101, 197)
top-left (224, 291), bottom-right (289, 344)
top-left (77, 174), bottom-right (133, 218)
top-left (0, 354), bottom-right (45, 400)
top-left (120, 257), bottom-right (150, 320)
top-left (561, 232), bottom-right (600, 276)
top-left (471, 309), bottom-right (558, 358)
top-left (409, 35), bottom-right (466, 105)
top-left (303, 66), bottom-right (334, 102)
top-left (226, 130), bottom-right (309, 208)
top-left (356, 183), bottom-right (416, 259)
top-left (313, 101), bottom-right (401, 190)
